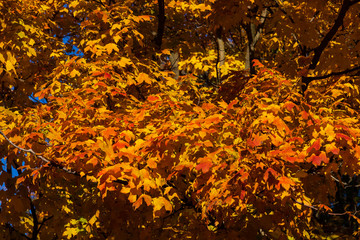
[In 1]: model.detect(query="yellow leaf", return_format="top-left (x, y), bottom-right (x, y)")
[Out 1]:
top-left (70, 69), bottom-right (80, 78)
top-left (137, 73), bottom-right (152, 84)
top-left (105, 43), bottom-right (119, 54)
top-left (153, 197), bottom-right (172, 213)
top-left (147, 158), bottom-right (157, 169)
top-left (118, 57), bottom-right (132, 67)
top-left (133, 197), bottom-right (143, 209)
top-left (218, 100), bottom-right (228, 109)
top-left (63, 228), bottom-right (78, 239)
top-left (113, 35), bottom-right (121, 43)
top-left (27, 47), bottom-right (37, 57)
top-left (28, 38), bottom-right (35, 46)
top-left (88, 210), bottom-right (99, 225)
top-left (62, 205), bottom-right (71, 214)
top-left (128, 194), bottom-right (137, 203)
top-left (0, 53), bottom-right (5, 63)
top-left (17, 31), bottom-right (25, 38)
top-left (69, 1), bottom-right (79, 8)
top-left (5, 60), bottom-right (15, 72)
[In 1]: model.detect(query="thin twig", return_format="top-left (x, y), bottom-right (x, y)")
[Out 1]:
top-left (292, 198), bottom-right (356, 216)
top-left (0, 129), bottom-right (129, 184)
top-left (0, 129), bottom-right (76, 175)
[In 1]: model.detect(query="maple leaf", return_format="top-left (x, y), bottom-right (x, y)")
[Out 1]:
top-left (2, 0), bottom-right (360, 238)
top-left (277, 176), bottom-right (295, 191)
top-left (308, 152), bottom-right (329, 166)
top-left (196, 160), bottom-right (213, 173)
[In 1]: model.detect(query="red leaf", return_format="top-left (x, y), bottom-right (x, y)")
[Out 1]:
top-left (196, 161), bottom-right (212, 173)
top-left (95, 82), bottom-right (107, 87)
top-left (92, 71), bottom-right (104, 76)
top-left (104, 72), bottom-right (111, 80)
top-left (113, 140), bottom-right (129, 150)
top-left (147, 95), bottom-right (160, 102)
top-left (336, 133), bottom-right (351, 141)
top-left (284, 101), bottom-right (296, 111)
top-left (252, 59), bottom-right (264, 67)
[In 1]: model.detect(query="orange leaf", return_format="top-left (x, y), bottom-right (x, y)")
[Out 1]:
top-left (113, 140), bottom-right (129, 149)
top-left (264, 168), bottom-right (278, 181)
top-left (195, 160), bottom-right (212, 173)
top-left (95, 82), bottom-right (107, 88)
top-left (318, 204), bottom-right (333, 212)
top-left (104, 72), bottom-right (111, 80)
top-left (133, 197), bottom-right (143, 210)
top-left (308, 152), bottom-right (328, 166)
top-left (202, 102), bottom-right (216, 110)
top-left (147, 95), bottom-right (160, 102)
top-left (307, 138), bottom-right (321, 153)
top-left (301, 111), bottom-right (309, 120)
top-left (92, 71), bottom-right (103, 76)
top-left (143, 194), bottom-right (152, 206)
top-left (227, 100), bottom-right (238, 110)
top-left (87, 157), bottom-right (98, 167)
top-left (284, 101), bottom-right (296, 111)
top-left (336, 133), bottom-right (351, 141)
top-left (248, 133), bottom-right (267, 148)
top-left (102, 128), bottom-right (118, 139)
top-left (277, 176), bottom-right (294, 191)
top-left (147, 158), bottom-right (157, 169)
top-left (203, 140), bottom-right (213, 147)
top-left (15, 176), bottom-right (26, 188)
top-left (325, 142), bottom-right (340, 155)
top-left (252, 59), bottom-right (264, 67)
top-left (163, 198), bottom-right (172, 212)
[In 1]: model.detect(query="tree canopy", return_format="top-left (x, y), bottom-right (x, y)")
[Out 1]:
top-left (1, 0), bottom-right (360, 239)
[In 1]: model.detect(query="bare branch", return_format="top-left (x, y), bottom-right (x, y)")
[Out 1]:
top-left (154, 0), bottom-right (165, 49)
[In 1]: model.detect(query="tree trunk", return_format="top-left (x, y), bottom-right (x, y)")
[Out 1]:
top-left (169, 51), bottom-right (179, 79)
top-left (216, 27), bottom-right (225, 84)
top-left (244, 8), bottom-right (269, 75)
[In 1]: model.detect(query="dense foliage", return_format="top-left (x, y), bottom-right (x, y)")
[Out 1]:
top-left (0, 0), bottom-right (360, 239)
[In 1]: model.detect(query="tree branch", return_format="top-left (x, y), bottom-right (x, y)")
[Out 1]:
top-left (154, 0), bottom-right (165, 50)
top-left (4, 223), bottom-right (31, 240)
top-left (292, 198), bottom-right (354, 216)
top-left (0, 129), bottom-right (76, 175)
top-left (29, 197), bottom-right (39, 240)
top-left (303, 65), bottom-right (360, 81)
top-left (308, 0), bottom-right (356, 70)
top-left (0, 129), bottom-right (129, 185)
top-left (302, 0), bottom-right (360, 91)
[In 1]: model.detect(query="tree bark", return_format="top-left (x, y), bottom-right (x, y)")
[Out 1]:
top-left (169, 51), bottom-right (179, 79)
top-left (244, 8), bottom-right (269, 75)
top-left (301, 0), bottom-right (359, 92)
top-left (216, 27), bottom-right (225, 84)
top-left (154, 0), bottom-right (165, 50)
